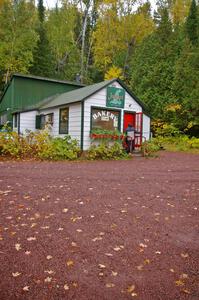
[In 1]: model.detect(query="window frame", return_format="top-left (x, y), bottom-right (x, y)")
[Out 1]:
top-left (90, 106), bottom-right (121, 132)
top-left (59, 107), bottom-right (69, 134)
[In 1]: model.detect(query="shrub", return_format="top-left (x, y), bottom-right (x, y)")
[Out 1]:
top-left (87, 141), bottom-right (128, 160)
top-left (141, 139), bottom-right (161, 157)
top-left (0, 129), bottom-right (80, 160)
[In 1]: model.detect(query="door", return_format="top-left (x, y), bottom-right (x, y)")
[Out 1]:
top-left (123, 112), bottom-right (143, 148)
top-left (123, 112), bottom-right (135, 132)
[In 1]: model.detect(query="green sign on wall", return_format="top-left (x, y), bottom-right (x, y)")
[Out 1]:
top-left (106, 86), bottom-right (125, 108)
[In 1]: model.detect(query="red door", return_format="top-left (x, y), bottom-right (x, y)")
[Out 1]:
top-left (123, 112), bottom-right (143, 148)
top-left (123, 112), bottom-right (135, 132)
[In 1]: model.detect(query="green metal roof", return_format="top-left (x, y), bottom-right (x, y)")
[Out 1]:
top-left (14, 78), bottom-right (148, 114)
top-left (39, 79), bottom-right (115, 109)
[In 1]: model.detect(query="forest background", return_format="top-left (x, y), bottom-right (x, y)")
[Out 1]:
top-left (0, 0), bottom-right (198, 136)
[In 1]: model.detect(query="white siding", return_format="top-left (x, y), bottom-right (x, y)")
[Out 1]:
top-left (19, 111), bottom-right (37, 134)
top-left (142, 114), bottom-right (150, 141)
top-left (83, 81), bottom-right (143, 150)
top-left (40, 103), bottom-right (81, 145)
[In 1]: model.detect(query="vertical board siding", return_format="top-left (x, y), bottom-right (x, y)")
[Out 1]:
top-left (142, 114), bottom-right (150, 141)
top-left (83, 81), bottom-right (143, 150)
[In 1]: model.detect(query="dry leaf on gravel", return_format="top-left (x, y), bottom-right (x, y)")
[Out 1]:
top-left (181, 253), bottom-right (189, 258)
top-left (111, 271), bottom-right (118, 276)
top-left (46, 255), bottom-right (53, 260)
top-left (44, 277), bottom-right (52, 283)
top-left (64, 284), bottom-right (69, 290)
top-left (62, 208), bottom-right (68, 213)
top-left (12, 272), bottom-right (21, 277)
top-left (127, 285), bottom-right (135, 293)
top-left (27, 237), bottom-right (36, 241)
top-left (106, 283), bottom-right (115, 288)
top-left (98, 264), bottom-right (106, 269)
top-left (66, 260), bottom-right (74, 267)
top-left (15, 243), bottom-right (21, 251)
top-left (23, 286), bottom-right (29, 291)
top-left (175, 280), bottom-right (184, 286)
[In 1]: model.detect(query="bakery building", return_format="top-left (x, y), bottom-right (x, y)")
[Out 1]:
top-left (0, 75), bottom-right (150, 151)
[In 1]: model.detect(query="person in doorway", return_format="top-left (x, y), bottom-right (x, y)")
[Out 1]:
top-left (125, 123), bottom-right (135, 153)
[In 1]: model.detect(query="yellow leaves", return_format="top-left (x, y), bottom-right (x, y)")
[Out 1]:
top-left (166, 103), bottom-right (182, 112)
top-left (66, 260), bottom-right (74, 267)
top-left (62, 208), bottom-right (68, 213)
top-left (175, 279), bottom-right (184, 286)
top-left (70, 216), bottom-right (82, 222)
top-left (104, 66), bottom-right (124, 80)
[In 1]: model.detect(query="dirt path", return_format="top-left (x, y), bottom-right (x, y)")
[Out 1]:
top-left (0, 152), bottom-right (198, 300)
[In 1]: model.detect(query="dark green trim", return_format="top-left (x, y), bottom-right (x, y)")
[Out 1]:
top-left (59, 107), bottom-right (69, 134)
top-left (90, 106), bottom-right (121, 132)
top-left (80, 101), bottom-right (84, 150)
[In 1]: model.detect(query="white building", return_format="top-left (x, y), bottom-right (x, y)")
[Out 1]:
top-left (13, 78), bottom-right (150, 150)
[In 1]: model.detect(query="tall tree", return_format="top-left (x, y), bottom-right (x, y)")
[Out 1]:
top-left (186, 0), bottom-right (198, 45)
top-left (46, 1), bottom-right (80, 81)
top-left (30, 0), bottom-right (55, 77)
top-left (0, 0), bottom-right (38, 84)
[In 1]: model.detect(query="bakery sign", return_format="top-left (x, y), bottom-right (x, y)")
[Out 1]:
top-left (106, 86), bottom-right (125, 108)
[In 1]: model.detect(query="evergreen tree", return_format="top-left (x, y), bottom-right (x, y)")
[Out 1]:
top-left (186, 0), bottom-right (198, 45)
top-left (30, 0), bottom-right (55, 77)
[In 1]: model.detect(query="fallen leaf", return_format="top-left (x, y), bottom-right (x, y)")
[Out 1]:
top-left (25, 251), bottom-right (31, 255)
top-left (98, 264), bottom-right (106, 269)
top-left (44, 277), bottom-right (52, 283)
top-left (180, 273), bottom-right (188, 279)
top-left (23, 286), bottom-right (29, 291)
top-left (15, 243), bottom-right (21, 251)
top-left (105, 253), bottom-right (113, 257)
top-left (66, 260), bottom-right (74, 267)
top-left (46, 255), bottom-right (53, 260)
top-left (144, 259), bottom-right (150, 264)
top-left (139, 243), bottom-right (147, 248)
top-left (44, 270), bottom-right (54, 274)
top-left (12, 272), bottom-right (21, 277)
top-left (131, 292), bottom-right (138, 297)
top-left (106, 283), bottom-right (115, 288)
top-left (175, 280), bottom-right (184, 286)
top-left (127, 285), bottom-right (135, 293)
top-left (92, 237), bottom-right (102, 242)
top-left (137, 265), bottom-right (143, 271)
top-left (62, 208), bottom-right (68, 213)
top-left (170, 268), bottom-right (175, 273)
top-left (27, 237), bottom-right (36, 241)
top-left (181, 253), bottom-right (189, 258)
top-left (64, 284), bottom-right (69, 290)
top-left (111, 271), bottom-right (118, 276)
top-left (182, 289), bottom-right (191, 294)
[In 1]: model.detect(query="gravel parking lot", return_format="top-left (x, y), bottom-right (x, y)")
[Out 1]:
top-left (0, 151), bottom-right (198, 300)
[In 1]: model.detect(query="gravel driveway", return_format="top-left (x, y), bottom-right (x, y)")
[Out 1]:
top-left (0, 151), bottom-right (198, 300)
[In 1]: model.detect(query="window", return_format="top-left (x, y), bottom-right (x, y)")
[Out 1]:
top-left (91, 108), bottom-right (120, 131)
top-left (35, 113), bottom-right (54, 130)
top-left (59, 108), bottom-right (69, 134)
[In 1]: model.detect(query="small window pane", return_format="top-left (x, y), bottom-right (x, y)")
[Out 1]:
top-left (91, 108), bottom-right (120, 131)
top-left (59, 108), bottom-right (69, 134)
